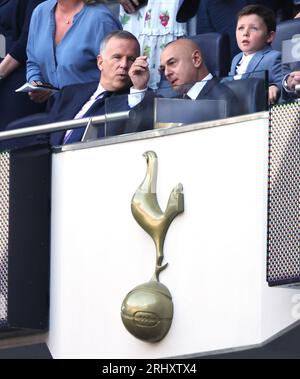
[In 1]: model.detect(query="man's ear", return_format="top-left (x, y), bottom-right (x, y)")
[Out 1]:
top-left (97, 54), bottom-right (104, 71)
top-left (192, 50), bottom-right (202, 68)
top-left (267, 30), bottom-right (276, 44)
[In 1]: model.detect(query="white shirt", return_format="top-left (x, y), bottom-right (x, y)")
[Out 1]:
top-left (74, 84), bottom-right (147, 119)
top-left (234, 53), bottom-right (255, 80)
top-left (186, 73), bottom-right (213, 99)
top-left (64, 83), bottom-right (147, 142)
top-left (73, 83), bottom-right (107, 120)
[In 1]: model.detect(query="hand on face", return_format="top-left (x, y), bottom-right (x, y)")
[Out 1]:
top-left (128, 56), bottom-right (149, 90)
top-left (98, 37), bottom-right (140, 92)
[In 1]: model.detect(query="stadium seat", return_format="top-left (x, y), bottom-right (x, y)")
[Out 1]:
top-left (272, 18), bottom-right (300, 51)
top-left (189, 33), bottom-right (231, 77)
top-left (222, 77), bottom-right (268, 115)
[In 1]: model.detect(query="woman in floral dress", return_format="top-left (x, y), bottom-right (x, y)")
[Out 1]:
top-left (119, 0), bottom-right (187, 89)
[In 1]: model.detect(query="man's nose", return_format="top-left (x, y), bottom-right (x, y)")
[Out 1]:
top-left (164, 66), bottom-right (171, 78)
top-left (120, 57), bottom-right (129, 68)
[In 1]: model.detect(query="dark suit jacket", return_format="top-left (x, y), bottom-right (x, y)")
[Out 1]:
top-left (2, 78), bottom-right (237, 150)
top-left (0, 0), bottom-right (46, 130)
top-left (176, 0), bottom-right (200, 23)
top-left (48, 81), bottom-right (154, 145)
top-left (194, 77), bottom-right (239, 117)
top-left (0, 0), bottom-right (45, 63)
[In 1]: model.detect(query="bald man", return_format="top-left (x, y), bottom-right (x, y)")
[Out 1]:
top-left (159, 38), bottom-right (238, 112)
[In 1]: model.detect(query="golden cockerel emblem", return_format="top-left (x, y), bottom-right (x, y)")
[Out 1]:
top-left (121, 151), bottom-right (184, 342)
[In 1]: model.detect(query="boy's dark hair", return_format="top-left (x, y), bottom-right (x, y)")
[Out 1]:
top-left (237, 4), bottom-right (277, 33)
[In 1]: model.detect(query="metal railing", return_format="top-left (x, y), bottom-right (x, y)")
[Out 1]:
top-left (0, 111), bottom-right (130, 141)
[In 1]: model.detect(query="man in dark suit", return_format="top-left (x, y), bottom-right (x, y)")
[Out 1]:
top-left (49, 29), bottom-right (152, 145)
top-left (159, 38), bottom-right (238, 116)
top-left (1, 30), bottom-right (153, 148)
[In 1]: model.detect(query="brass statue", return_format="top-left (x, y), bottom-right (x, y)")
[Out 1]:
top-left (121, 151), bottom-right (184, 342)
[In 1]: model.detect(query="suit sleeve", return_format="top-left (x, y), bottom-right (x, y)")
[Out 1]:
top-left (281, 63), bottom-right (297, 102)
top-left (125, 91), bottom-right (155, 134)
top-left (269, 51), bottom-right (283, 88)
top-left (26, 3), bottom-right (47, 83)
top-left (176, 0), bottom-right (200, 23)
top-left (229, 54), bottom-right (240, 77)
top-left (8, 0), bottom-right (44, 64)
top-left (196, 0), bottom-right (216, 34)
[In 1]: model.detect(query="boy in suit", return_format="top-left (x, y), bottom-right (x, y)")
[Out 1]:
top-left (229, 4), bottom-right (282, 104)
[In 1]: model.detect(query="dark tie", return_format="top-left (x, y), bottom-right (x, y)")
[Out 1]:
top-left (63, 91), bottom-right (112, 144)
top-left (235, 61), bottom-right (241, 74)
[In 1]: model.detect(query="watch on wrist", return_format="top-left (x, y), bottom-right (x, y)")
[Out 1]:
top-left (283, 76), bottom-right (294, 93)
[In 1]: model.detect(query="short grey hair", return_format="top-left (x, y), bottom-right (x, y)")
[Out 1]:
top-left (99, 30), bottom-right (141, 55)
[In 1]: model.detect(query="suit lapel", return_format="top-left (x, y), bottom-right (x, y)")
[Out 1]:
top-left (197, 78), bottom-right (220, 98)
top-left (0, 0), bottom-right (10, 7)
top-left (65, 82), bottom-right (99, 120)
top-left (51, 87), bottom-right (131, 145)
top-left (50, 82), bottom-right (99, 145)
top-left (245, 46), bottom-right (272, 74)
top-left (246, 52), bottom-right (264, 74)
top-left (229, 53), bottom-right (243, 76)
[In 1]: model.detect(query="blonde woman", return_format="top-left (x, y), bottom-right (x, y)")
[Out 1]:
top-left (26, 0), bottom-right (121, 102)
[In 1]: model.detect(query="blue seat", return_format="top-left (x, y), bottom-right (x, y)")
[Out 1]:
top-left (222, 77), bottom-right (268, 115)
top-left (189, 33), bottom-right (231, 77)
top-left (272, 18), bottom-right (300, 51)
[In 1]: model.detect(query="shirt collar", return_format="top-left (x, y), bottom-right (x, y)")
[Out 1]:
top-left (187, 73), bottom-right (213, 100)
top-left (240, 52), bottom-right (255, 64)
top-left (91, 83), bottom-right (107, 99)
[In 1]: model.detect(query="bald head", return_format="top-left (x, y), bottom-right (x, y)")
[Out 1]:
top-left (160, 38), bottom-right (209, 92)
top-left (166, 38), bottom-right (202, 56)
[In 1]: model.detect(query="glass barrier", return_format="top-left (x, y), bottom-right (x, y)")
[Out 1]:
top-left (100, 72), bottom-right (268, 140)
top-left (281, 36), bottom-right (300, 100)
top-left (0, 72), bottom-right (268, 147)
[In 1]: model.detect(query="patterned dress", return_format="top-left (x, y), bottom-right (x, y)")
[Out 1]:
top-left (120, 0), bottom-right (187, 89)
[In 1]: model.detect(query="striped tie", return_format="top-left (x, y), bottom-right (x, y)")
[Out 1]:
top-left (63, 91), bottom-right (111, 144)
